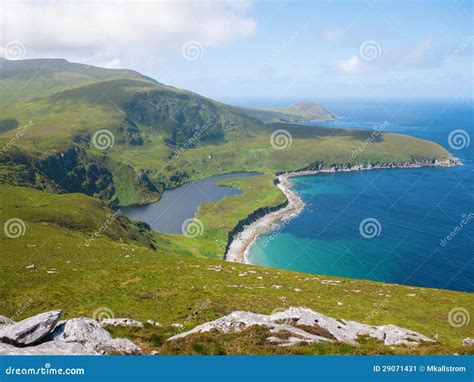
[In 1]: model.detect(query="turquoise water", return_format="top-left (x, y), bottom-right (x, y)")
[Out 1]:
top-left (248, 100), bottom-right (473, 292)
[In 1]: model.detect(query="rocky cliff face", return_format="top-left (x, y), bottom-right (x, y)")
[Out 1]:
top-left (0, 145), bottom-right (163, 207)
top-left (285, 157), bottom-right (460, 174)
top-left (38, 147), bottom-right (117, 203)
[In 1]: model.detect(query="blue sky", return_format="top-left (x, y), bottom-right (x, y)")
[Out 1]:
top-left (165, 0), bottom-right (473, 102)
top-left (2, 0), bottom-right (472, 102)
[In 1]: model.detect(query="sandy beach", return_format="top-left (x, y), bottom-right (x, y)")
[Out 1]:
top-left (225, 172), bottom-right (305, 263)
top-left (225, 157), bottom-right (460, 264)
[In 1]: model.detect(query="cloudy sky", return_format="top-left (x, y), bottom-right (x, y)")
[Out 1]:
top-left (1, 0), bottom-right (472, 102)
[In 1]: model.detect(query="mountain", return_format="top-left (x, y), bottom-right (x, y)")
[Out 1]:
top-left (0, 58), bottom-right (451, 208)
top-left (0, 58), bottom-right (262, 204)
top-left (270, 102), bottom-right (336, 121)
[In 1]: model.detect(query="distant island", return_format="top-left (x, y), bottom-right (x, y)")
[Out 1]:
top-left (231, 102), bottom-right (335, 124)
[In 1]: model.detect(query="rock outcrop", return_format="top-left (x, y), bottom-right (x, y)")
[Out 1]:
top-left (0, 311), bottom-right (140, 355)
top-left (0, 315), bottom-right (15, 326)
top-left (463, 338), bottom-right (473, 346)
top-left (0, 341), bottom-right (91, 355)
top-left (99, 318), bottom-right (144, 328)
top-left (0, 310), bottom-right (62, 346)
top-left (168, 307), bottom-right (435, 347)
top-left (52, 318), bottom-right (140, 354)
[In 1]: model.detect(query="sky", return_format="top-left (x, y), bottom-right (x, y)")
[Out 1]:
top-left (1, 0), bottom-right (472, 103)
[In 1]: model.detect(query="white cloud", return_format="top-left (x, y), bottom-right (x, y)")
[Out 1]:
top-left (337, 55), bottom-right (360, 73)
top-left (1, 0), bottom-right (257, 67)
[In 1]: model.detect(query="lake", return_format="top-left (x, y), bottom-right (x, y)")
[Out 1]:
top-left (122, 172), bottom-right (261, 234)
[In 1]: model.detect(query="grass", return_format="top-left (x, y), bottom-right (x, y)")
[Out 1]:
top-left (0, 185), bottom-right (472, 355)
top-left (0, 59), bottom-right (469, 355)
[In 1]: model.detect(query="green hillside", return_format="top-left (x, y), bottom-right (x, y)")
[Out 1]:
top-left (0, 58), bottom-right (155, 106)
top-left (0, 185), bottom-right (472, 355)
top-left (1, 59), bottom-right (470, 355)
top-left (0, 59), bottom-right (450, 207)
top-left (232, 102), bottom-right (335, 123)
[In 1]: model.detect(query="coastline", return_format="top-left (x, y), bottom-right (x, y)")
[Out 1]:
top-left (225, 157), bottom-right (461, 264)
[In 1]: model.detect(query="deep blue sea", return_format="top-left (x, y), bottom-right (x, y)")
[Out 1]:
top-left (248, 99), bottom-right (473, 292)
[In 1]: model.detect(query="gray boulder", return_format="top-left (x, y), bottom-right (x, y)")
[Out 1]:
top-left (0, 315), bottom-right (15, 326)
top-left (0, 310), bottom-right (61, 346)
top-left (463, 338), bottom-right (473, 346)
top-left (52, 318), bottom-right (139, 354)
top-left (99, 318), bottom-right (143, 328)
top-left (0, 341), bottom-right (91, 355)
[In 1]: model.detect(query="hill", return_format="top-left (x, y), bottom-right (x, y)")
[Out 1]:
top-left (231, 102), bottom-right (335, 124)
top-left (270, 102), bottom-right (336, 121)
top-left (0, 59), bottom-right (451, 207)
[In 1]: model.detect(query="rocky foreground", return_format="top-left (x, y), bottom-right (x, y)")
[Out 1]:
top-left (168, 307), bottom-right (436, 347)
top-left (2, 307), bottom-right (471, 354)
top-left (0, 311), bottom-right (140, 355)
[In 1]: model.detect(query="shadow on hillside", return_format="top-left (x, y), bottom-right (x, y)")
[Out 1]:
top-left (267, 123), bottom-right (385, 143)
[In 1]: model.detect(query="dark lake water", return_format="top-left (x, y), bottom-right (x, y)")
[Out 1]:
top-left (122, 172), bottom-right (261, 234)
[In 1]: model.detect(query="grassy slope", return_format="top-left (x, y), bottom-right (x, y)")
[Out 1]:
top-left (0, 185), bottom-right (472, 355)
top-left (0, 58), bottom-right (154, 106)
top-left (1, 59), bottom-right (469, 355)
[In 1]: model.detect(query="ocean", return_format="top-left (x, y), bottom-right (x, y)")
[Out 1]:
top-left (247, 99), bottom-right (473, 292)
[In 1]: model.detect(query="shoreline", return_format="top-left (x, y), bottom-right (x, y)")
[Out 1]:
top-left (225, 157), bottom-right (461, 264)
